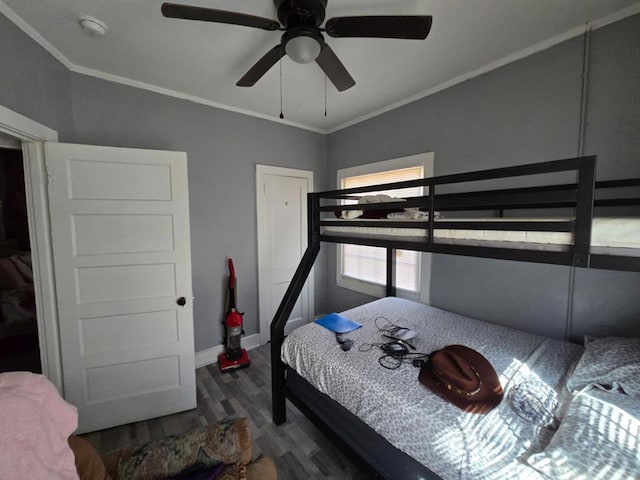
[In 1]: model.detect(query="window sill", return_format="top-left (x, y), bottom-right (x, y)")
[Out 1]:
top-left (337, 275), bottom-right (421, 301)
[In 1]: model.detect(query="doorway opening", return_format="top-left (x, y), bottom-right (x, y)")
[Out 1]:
top-left (0, 146), bottom-right (40, 373)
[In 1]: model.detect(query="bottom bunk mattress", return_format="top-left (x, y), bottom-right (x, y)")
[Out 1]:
top-left (281, 297), bottom-right (584, 480)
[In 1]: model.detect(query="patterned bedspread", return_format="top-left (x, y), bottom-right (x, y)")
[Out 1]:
top-left (282, 297), bottom-right (583, 480)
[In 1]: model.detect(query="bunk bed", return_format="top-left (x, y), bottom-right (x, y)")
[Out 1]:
top-left (269, 156), bottom-right (640, 479)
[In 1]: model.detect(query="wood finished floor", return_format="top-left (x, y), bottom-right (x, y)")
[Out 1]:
top-left (82, 344), bottom-right (371, 480)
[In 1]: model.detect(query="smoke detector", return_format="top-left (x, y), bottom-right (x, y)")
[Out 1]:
top-left (78, 15), bottom-right (108, 37)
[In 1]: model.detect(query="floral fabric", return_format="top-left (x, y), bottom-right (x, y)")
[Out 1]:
top-left (114, 419), bottom-right (247, 480)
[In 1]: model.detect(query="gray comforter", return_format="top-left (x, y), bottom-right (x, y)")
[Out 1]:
top-left (282, 297), bottom-right (583, 480)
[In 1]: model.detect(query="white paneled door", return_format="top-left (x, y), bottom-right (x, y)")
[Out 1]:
top-left (45, 143), bottom-right (195, 433)
top-left (256, 166), bottom-right (314, 344)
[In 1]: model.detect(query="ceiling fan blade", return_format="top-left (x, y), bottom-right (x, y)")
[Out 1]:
top-left (315, 44), bottom-right (355, 92)
top-left (325, 15), bottom-right (432, 39)
top-left (236, 45), bottom-right (285, 87)
top-left (161, 3), bottom-right (280, 31)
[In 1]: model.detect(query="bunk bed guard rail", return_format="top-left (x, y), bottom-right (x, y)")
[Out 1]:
top-left (270, 155), bottom-right (605, 425)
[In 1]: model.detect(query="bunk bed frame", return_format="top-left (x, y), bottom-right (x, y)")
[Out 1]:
top-left (269, 155), bottom-right (640, 478)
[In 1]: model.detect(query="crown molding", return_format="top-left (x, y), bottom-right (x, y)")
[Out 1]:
top-left (2, 1), bottom-right (639, 136)
top-left (0, 1), bottom-right (73, 69)
top-left (326, 2), bottom-right (640, 134)
top-left (69, 64), bottom-right (326, 134)
top-left (0, 1), bottom-right (324, 135)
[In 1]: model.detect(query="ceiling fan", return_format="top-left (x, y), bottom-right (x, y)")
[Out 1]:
top-left (161, 0), bottom-right (433, 92)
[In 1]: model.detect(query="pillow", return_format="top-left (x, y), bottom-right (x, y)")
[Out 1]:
top-left (0, 257), bottom-right (27, 289)
top-left (567, 336), bottom-right (640, 397)
top-left (526, 389), bottom-right (640, 479)
top-left (10, 255), bottom-right (33, 283)
top-left (13, 252), bottom-right (32, 268)
top-left (112, 418), bottom-right (250, 480)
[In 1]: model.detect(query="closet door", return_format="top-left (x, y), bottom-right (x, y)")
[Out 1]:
top-left (45, 143), bottom-right (195, 433)
top-left (256, 165), bottom-right (314, 343)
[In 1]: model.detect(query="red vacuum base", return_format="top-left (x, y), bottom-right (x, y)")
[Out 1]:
top-left (218, 349), bottom-right (251, 372)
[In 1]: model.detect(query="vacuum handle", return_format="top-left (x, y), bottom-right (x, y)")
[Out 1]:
top-left (228, 259), bottom-right (236, 289)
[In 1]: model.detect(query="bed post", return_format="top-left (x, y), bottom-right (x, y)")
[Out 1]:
top-left (271, 193), bottom-right (320, 425)
top-left (573, 156), bottom-right (596, 267)
top-left (386, 248), bottom-right (396, 297)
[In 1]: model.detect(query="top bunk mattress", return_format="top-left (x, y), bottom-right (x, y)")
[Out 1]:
top-left (321, 217), bottom-right (640, 255)
top-left (282, 297), bottom-right (584, 480)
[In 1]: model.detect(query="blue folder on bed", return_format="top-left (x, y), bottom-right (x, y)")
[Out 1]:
top-left (315, 313), bottom-right (362, 333)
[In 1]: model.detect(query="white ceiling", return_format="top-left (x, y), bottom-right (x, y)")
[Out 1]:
top-left (2, 0), bottom-right (639, 133)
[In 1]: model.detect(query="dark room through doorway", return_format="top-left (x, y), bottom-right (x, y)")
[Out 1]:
top-left (0, 143), bottom-right (40, 374)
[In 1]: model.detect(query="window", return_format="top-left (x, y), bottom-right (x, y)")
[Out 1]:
top-left (336, 153), bottom-right (434, 300)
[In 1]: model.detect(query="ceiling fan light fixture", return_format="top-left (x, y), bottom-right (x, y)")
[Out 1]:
top-left (282, 26), bottom-right (324, 63)
top-left (285, 33), bottom-right (322, 64)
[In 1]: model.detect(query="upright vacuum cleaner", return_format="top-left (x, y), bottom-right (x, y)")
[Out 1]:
top-left (218, 258), bottom-right (251, 372)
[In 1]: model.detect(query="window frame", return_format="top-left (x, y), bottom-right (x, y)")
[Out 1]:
top-left (335, 152), bottom-right (435, 301)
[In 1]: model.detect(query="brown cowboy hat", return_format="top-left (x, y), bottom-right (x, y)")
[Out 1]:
top-left (419, 345), bottom-right (503, 414)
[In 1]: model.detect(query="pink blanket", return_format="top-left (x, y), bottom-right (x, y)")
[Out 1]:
top-left (0, 372), bottom-right (79, 479)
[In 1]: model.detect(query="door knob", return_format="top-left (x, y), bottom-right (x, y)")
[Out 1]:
top-left (177, 297), bottom-right (186, 306)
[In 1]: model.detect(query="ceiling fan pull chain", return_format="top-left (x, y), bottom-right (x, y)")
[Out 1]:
top-left (324, 74), bottom-right (327, 117)
top-left (279, 57), bottom-right (284, 119)
top-left (162, 2), bottom-right (433, 99)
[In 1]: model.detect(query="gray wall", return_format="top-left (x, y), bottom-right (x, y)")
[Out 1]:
top-left (69, 75), bottom-right (327, 352)
top-left (0, 12), bottom-right (328, 353)
top-left (0, 14), bottom-right (73, 140)
top-left (326, 14), bottom-right (640, 342)
top-left (583, 15), bottom-right (640, 180)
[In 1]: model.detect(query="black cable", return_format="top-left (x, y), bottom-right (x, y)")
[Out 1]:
top-left (354, 317), bottom-right (430, 370)
top-left (378, 351), bottom-right (430, 370)
top-left (358, 342), bottom-right (386, 353)
top-left (374, 316), bottom-right (416, 349)
top-left (359, 340), bottom-right (430, 370)
top-left (375, 316), bottom-right (411, 337)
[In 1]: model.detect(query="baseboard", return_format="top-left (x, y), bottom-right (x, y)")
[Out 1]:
top-left (194, 333), bottom-right (261, 369)
top-left (284, 317), bottom-right (309, 336)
